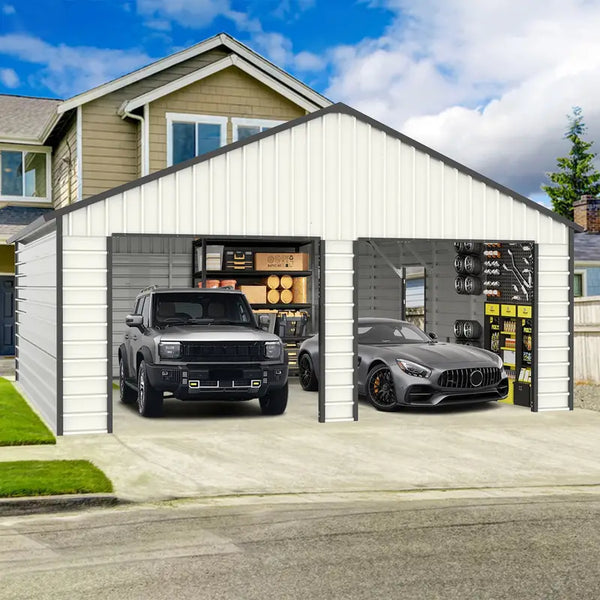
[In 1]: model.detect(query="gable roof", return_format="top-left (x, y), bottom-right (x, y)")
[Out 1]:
top-left (118, 53), bottom-right (327, 115)
top-left (59, 32), bottom-right (330, 115)
top-left (10, 102), bottom-right (580, 243)
top-left (0, 95), bottom-right (62, 144)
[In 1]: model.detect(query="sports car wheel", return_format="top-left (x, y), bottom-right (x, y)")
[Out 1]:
top-left (366, 365), bottom-right (399, 412)
top-left (298, 353), bottom-right (318, 391)
top-left (119, 356), bottom-right (137, 404)
top-left (137, 360), bottom-right (164, 418)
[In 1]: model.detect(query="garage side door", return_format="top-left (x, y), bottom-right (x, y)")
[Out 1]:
top-left (111, 236), bottom-right (192, 374)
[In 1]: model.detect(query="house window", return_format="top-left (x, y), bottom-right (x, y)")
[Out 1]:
top-left (574, 271), bottom-right (585, 297)
top-left (232, 118), bottom-right (283, 143)
top-left (0, 147), bottom-right (50, 202)
top-left (166, 114), bottom-right (227, 166)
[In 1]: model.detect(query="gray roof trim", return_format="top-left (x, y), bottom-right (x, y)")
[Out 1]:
top-left (9, 102), bottom-right (579, 243)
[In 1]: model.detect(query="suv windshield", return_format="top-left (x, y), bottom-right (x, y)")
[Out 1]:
top-left (153, 293), bottom-right (255, 328)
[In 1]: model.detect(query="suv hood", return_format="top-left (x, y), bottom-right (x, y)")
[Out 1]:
top-left (158, 325), bottom-right (281, 344)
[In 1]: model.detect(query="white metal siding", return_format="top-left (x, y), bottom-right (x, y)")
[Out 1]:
top-left (111, 236), bottom-right (193, 373)
top-left (15, 229), bottom-right (57, 432)
top-left (60, 110), bottom-right (572, 427)
top-left (62, 236), bottom-right (107, 434)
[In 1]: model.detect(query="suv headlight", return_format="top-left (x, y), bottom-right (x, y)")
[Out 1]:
top-left (265, 341), bottom-right (282, 360)
top-left (396, 359), bottom-right (431, 378)
top-left (159, 342), bottom-right (182, 359)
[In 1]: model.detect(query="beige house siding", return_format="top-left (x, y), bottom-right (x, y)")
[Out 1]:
top-left (148, 66), bottom-right (307, 173)
top-left (80, 49), bottom-right (229, 199)
top-left (51, 115), bottom-right (78, 208)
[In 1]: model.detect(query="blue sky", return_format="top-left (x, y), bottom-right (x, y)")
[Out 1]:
top-left (2, 0), bottom-right (600, 205)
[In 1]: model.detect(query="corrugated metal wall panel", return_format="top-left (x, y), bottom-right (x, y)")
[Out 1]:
top-left (62, 236), bottom-right (107, 434)
top-left (15, 229), bottom-right (57, 433)
top-left (111, 236), bottom-right (193, 375)
top-left (324, 240), bottom-right (354, 421)
top-left (60, 110), bottom-right (572, 422)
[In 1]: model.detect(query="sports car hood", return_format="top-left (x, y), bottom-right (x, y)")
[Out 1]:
top-left (368, 342), bottom-right (500, 369)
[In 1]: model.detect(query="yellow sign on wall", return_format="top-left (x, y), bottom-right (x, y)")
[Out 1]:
top-left (501, 304), bottom-right (516, 317)
top-left (518, 305), bottom-right (532, 318)
top-left (485, 303), bottom-right (500, 315)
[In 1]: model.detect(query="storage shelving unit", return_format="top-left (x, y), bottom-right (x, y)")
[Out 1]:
top-left (191, 237), bottom-right (319, 374)
top-left (484, 302), bottom-right (533, 407)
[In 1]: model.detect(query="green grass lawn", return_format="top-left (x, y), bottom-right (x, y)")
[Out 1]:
top-left (0, 378), bottom-right (55, 446)
top-left (0, 460), bottom-right (113, 498)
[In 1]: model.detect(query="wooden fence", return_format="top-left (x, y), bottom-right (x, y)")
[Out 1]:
top-left (574, 296), bottom-right (600, 383)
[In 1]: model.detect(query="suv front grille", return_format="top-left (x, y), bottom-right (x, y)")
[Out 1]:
top-left (438, 367), bottom-right (501, 389)
top-left (182, 342), bottom-right (263, 362)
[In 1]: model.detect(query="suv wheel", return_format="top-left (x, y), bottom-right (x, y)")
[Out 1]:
top-left (137, 360), bottom-right (163, 418)
top-left (259, 383), bottom-right (288, 415)
top-left (119, 356), bottom-right (137, 404)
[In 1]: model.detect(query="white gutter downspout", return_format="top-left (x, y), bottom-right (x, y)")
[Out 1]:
top-left (120, 107), bottom-right (148, 177)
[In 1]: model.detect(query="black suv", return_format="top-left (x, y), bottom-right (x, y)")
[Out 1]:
top-left (118, 287), bottom-right (289, 417)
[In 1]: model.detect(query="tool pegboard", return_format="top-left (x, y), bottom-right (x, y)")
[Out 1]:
top-left (482, 242), bottom-right (534, 304)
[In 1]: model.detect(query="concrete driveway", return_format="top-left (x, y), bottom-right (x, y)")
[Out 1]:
top-left (3, 382), bottom-right (600, 504)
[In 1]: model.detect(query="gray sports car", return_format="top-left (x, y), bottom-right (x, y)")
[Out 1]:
top-left (298, 318), bottom-right (509, 410)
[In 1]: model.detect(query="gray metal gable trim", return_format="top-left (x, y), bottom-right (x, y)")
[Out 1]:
top-left (9, 103), bottom-right (580, 244)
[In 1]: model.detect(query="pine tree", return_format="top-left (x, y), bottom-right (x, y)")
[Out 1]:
top-left (542, 107), bottom-right (600, 219)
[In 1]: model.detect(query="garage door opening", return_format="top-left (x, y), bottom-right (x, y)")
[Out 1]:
top-left (109, 234), bottom-right (322, 431)
top-left (355, 238), bottom-right (536, 414)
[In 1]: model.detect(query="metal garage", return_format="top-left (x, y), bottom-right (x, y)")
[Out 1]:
top-left (12, 103), bottom-right (576, 434)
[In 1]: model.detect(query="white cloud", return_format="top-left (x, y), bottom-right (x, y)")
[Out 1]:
top-left (136, 0), bottom-right (233, 28)
top-left (0, 34), bottom-right (153, 97)
top-left (2, 4), bottom-right (15, 15)
top-left (0, 67), bottom-right (18, 88)
top-left (294, 50), bottom-right (325, 72)
top-left (325, 0), bottom-right (600, 197)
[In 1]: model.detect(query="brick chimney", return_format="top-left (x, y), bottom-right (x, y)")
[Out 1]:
top-left (574, 195), bottom-right (600, 232)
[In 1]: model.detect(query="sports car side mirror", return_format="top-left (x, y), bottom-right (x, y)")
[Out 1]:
top-left (427, 332), bottom-right (438, 341)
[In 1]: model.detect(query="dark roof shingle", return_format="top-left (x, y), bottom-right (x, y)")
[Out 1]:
top-left (0, 95), bottom-right (61, 141)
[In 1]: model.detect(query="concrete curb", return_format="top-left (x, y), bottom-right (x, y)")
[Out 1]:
top-left (0, 493), bottom-right (121, 516)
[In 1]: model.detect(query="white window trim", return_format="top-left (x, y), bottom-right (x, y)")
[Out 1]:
top-left (166, 113), bottom-right (227, 167)
top-left (574, 269), bottom-right (587, 297)
top-left (231, 117), bottom-right (284, 142)
top-left (0, 144), bottom-right (52, 204)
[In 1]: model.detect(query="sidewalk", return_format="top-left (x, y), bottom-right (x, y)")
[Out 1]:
top-left (2, 383), bottom-right (600, 511)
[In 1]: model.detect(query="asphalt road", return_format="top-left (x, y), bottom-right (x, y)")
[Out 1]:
top-left (1, 493), bottom-right (600, 599)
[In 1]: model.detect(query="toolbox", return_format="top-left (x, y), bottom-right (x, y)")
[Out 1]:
top-left (224, 250), bottom-right (254, 271)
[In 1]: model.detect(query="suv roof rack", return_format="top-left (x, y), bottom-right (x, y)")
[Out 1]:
top-left (139, 284), bottom-right (158, 294)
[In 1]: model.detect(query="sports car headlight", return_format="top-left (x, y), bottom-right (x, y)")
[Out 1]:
top-left (264, 341), bottom-right (282, 360)
top-left (159, 342), bottom-right (181, 359)
top-left (396, 359), bottom-right (431, 378)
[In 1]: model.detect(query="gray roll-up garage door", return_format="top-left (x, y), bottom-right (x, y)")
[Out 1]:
top-left (111, 235), bottom-right (193, 374)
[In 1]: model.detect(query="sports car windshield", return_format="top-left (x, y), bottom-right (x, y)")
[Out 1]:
top-left (357, 321), bottom-right (431, 345)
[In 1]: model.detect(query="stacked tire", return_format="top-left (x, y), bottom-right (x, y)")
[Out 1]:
top-left (454, 319), bottom-right (482, 345)
top-left (454, 241), bottom-right (483, 296)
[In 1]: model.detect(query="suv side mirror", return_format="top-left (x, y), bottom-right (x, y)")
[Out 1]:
top-left (427, 332), bottom-right (438, 341)
top-left (126, 314), bottom-right (144, 329)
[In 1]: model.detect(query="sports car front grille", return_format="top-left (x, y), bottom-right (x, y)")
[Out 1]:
top-left (181, 342), bottom-right (263, 362)
top-left (438, 367), bottom-right (502, 389)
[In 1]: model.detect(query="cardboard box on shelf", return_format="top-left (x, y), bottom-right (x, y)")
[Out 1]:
top-left (254, 252), bottom-right (309, 271)
top-left (240, 285), bottom-right (267, 305)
